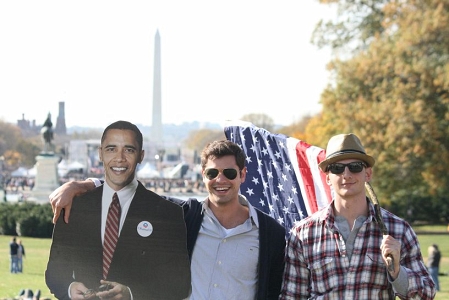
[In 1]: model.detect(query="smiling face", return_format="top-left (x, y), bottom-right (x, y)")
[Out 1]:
top-left (326, 158), bottom-right (372, 200)
top-left (99, 128), bottom-right (144, 191)
top-left (203, 155), bottom-right (246, 207)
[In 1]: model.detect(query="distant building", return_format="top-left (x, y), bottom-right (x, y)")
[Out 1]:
top-left (55, 101), bottom-right (67, 135)
top-left (16, 114), bottom-right (40, 137)
top-left (17, 101), bottom-right (67, 137)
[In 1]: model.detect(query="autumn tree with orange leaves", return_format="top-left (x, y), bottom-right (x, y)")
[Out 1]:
top-left (306, 0), bottom-right (449, 222)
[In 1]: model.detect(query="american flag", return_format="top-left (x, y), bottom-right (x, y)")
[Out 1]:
top-left (224, 120), bottom-right (332, 235)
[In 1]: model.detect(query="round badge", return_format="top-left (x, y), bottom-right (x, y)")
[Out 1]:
top-left (137, 221), bottom-right (153, 237)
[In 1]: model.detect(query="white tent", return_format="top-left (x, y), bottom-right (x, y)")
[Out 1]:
top-left (67, 161), bottom-right (85, 170)
top-left (27, 167), bottom-right (37, 178)
top-left (164, 162), bottom-right (189, 179)
top-left (58, 159), bottom-right (69, 177)
top-left (11, 167), bottom-right (28, 177)
top-left (137, 162), bottom-right (160, 179)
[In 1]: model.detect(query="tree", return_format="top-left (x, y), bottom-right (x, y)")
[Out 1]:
top-left (240, 113), bottom-right (275, 132)
top-left (312, 0), bottom-right (388, 54)
top-left (15, 140), bottom-right (41, 167)
top-left (307, 0), bottom-right (449, 222)
top-left (277, 114), bottom-right (314, 142)
top-left (184, 129), bottom-right (225, 155)
top-left (0, 120), bottom-right (22, 156)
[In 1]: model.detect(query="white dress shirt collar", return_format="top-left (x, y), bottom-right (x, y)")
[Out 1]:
top-left (201, 194), bottom-right (259, 228)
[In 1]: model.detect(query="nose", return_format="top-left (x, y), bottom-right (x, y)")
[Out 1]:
top-left (114, 149), bottom-right (126, 161)
top-left (213, 172), bottom-right (226, 181)
top-left (342, 166), bottom-right (353, 177)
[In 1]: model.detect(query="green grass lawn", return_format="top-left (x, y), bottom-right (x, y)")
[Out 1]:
top-left (0, 236), bottom-right (54, 299)
top-left (417, 233), bottom-right (449, 299)
top-left (1, 232), bottom-right (448, 299)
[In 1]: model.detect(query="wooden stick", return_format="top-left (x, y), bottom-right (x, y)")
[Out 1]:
top-left (365, 182), bottom-right (395, 273)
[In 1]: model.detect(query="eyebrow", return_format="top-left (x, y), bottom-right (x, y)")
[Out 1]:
top-left (124, 145), bottom-right (138, 150)
top-left (103, 144), bottom-right (138, 150)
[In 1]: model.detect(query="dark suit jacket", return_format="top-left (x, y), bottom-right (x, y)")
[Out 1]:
top-left (166, 197), bottom-right (286, 300)
top-left (46, 182), bottom-right (191, 300)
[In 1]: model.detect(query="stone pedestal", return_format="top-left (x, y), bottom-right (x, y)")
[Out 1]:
top-left (29, 153), bottom-right (60, 203)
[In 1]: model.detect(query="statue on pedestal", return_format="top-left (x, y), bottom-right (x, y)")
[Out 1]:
top-left (41, 113), bottom-right (54, 154)
top-left (30, 112), bottom-right (59, 202)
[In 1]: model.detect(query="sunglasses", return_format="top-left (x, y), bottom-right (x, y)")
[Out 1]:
top-left (327, 162), bottom-right (367, 174)
top-left (204, 168), bottom-right (239, 180)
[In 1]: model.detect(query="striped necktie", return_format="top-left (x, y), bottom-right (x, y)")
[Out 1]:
top-left (103, 192), bottom-right (121, 279)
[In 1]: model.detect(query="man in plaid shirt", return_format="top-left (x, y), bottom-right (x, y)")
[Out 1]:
top-left (280, 133), bottom-right (435, 299)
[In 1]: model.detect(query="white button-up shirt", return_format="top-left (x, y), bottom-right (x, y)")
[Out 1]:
top-left (189, 196), bottom-right (260, 300)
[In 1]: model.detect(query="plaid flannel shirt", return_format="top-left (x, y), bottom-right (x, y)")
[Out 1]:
top-left (280, 199), bottom-right (435, 300)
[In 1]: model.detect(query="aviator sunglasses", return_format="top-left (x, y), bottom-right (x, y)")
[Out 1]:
top-left (326, 162), bottom-right (367, 174)
top-left (205, 168), bottom-right (239, 180)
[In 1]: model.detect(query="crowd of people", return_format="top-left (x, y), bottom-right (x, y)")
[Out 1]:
top-left (44, 120), bottom-right (437, 299)
top-left (4, 177), bottom-right (34, 192)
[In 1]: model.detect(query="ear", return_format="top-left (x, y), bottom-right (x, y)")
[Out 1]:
top-left (326, 174), bottom-right (331, 185)
top-left (139, 150), bottom-right (145, 164)
top-left (201, 169), bottom-right (207, 183)
top-left (98, 147), bottom-right (102, 162)
top-left (240, 167), bottom-right (247, 184)
top-left (365, 167), bottom-right (373, 182)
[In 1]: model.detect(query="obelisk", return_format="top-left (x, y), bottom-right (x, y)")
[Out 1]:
top-left (151, 30), bottom-right (163, 150)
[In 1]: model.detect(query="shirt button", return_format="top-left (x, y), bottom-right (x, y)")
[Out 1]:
top-left (214, 283), bottom-right (218, 288)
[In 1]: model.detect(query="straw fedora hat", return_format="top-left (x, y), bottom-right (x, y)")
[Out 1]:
top-left (318, 133), bottom-right (375, 172)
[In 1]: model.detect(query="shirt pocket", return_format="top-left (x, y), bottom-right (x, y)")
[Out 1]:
top-left (309, 257), bottom-right (335, 293)
top-left (361, 250), bottom-right (389, 289)
top-left (228, 243), bottom-right (259, 281)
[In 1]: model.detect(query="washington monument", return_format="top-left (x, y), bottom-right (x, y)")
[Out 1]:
top-left (151, 30), bottom-right (163, 149)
